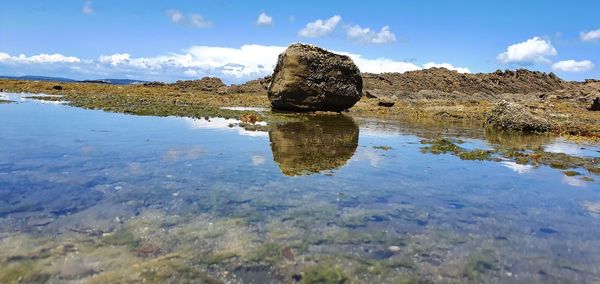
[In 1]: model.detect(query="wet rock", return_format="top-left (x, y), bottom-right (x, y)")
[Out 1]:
top-left (485, 100), bottom-right (551, 132)
top-left (589, 97), bottom-right (600, 111)
top-left (269, 114), bottom-right (359, 176)
top-left (268, 43), bottom-right (363, 111)
top-left (377, 100), bottom-right (395, 107)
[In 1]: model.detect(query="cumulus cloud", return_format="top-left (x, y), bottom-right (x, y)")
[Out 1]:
top-left (423, 62), bottom-right (471, 73)
top-left (551, 60), bottom-right (594, 72)
top-left (165, 10), bottom-right (211, 28)
top-left (497, 37), bottom-right (557, 65)
top-left (339, 52), bottom-right (420, 73)
top-left (298, 15), bottom-right (341, 37)
top-left (0, 45), bottom-right (472, 83)
top-left (346, 25), bottom-right (396, 44)
top-left (257, 12), bottom-right (272, 26)
top-left (82, 0), bottom-right (94, 15)
top-left (0, 52), bottom-right (80, 64)
top-left (166, 9), bottom-right (184, 23)
top-left (580, 29), bottom-right (600, 42)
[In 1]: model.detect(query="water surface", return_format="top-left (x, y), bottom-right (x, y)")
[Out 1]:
top-left (1, 92), bottom-right (600, 283)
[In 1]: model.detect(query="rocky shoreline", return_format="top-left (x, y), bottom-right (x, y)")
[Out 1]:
top-left (1, 67), bottom-right (599, 140)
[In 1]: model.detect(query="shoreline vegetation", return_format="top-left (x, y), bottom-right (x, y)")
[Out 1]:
top-left (1, 67), bottom-right (599, 141)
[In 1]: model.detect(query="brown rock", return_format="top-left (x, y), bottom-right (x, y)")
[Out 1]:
top-left (268, 43), bottom-right (363, 111)
top-left (485, 100), bottom-right (551, 132)
top-left (378, 100), bottom-right (395, 107)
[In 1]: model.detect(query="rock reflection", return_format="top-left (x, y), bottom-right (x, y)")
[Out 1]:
top-left (269, 114), bottom-right (359, 176)
top-left (484, 129), bottom-right (551, 150)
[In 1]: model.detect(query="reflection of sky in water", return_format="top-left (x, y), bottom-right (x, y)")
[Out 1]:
top-left (182, 117), bottom-right (268, 137)
top-left (1, 92), bottom-right (600, 282)
top-left (501, 161), bottom-right (534, 174)
top-left (545, 139), bottom-right (600, 158)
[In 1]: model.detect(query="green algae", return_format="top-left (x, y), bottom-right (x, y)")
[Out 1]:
top-left (588, 166), bottom-right (600, 175)
top-left (420, 138), bottom-right (463, 154)
top-left (245, 243), bottom-right (281, 264)
top-left (101, 229), bottom-right (139, 247)
top-left (0, 261), bottom-right (51, 284)
top-left (563, 170), bottom-right (581, 177)
top-left (201, 252), bottom-right (239, 265)
top-left (458, 149), bottom-right (493, 161)
top-left (302, 265), bottom-right (349, 284)
top-left (420, 137), bottom-right (600, 175)
top-left (372, 145), bottom-right (393, 151)
top-left (462, 250), bottom-right (499, 282)
top-left (0, 99), bottom-right (13, 104)
top-left (139, 259), bottom-right (220, 284)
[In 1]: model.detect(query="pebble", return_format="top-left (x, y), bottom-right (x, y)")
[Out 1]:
top-left (388, 246), bottom-right (402, 253)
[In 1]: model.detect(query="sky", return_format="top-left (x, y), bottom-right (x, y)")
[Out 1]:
top-left (1, 0), bottom-right (599, 83)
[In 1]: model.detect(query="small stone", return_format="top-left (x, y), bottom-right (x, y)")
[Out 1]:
top-left (378, 100), bottom-right (395, 107)
top-left (136, 243), bottom-right (160, 257)
top-left (388, 245), bottom-right (402, 253)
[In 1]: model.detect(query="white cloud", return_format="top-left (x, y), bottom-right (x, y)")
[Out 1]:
top-left (423, 62), bottom-right (471, 73)
top-left (580, 29), bottom-right (600, 42)
top-left (165, 10), bottom-right (211, 28)
top-left (0, 52), bottom-right (80, 64)
top-left (82, 0), bottom-right (94, 15)
top-left (166, 9), bottom-right (184, 23)
top-left (298, 15), bottom-right (341, 37)
top-left (497, 37), bottom-right (557, 65)
top-left (257, 12), bottom-right (272, 26)
top-left (0, 45), bottom-right (472, 82)
top-left (189, 14), bottom-right (211, 28)
top-left (346, 25), bottom-right (396, 44)
top-left (338, 51), bottom-right (420, 73)
top-left (552, 60), bottom-right (594, 72)
top-left (99, 53), bottom-right (130, 66)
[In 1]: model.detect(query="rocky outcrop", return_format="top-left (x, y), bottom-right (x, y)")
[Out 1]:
top-left (227, 76), bottom-right (271, 94)
top-left (268, 43), bottom-right (363, 111)
top-left (174, 77), bottom-right (226, 92)
top-left (363, 68), bottom-right (571, 97)
top-left (269, 114), bottom-right (359, 176)
top-left (485, 100), bottom-right (551, 132)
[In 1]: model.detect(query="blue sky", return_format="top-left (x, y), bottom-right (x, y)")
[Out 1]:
top-left (1, 0), bottom-right (599, 83)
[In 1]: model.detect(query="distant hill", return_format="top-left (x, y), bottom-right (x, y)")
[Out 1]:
top-left (0, 75), bottom-right (148, 85)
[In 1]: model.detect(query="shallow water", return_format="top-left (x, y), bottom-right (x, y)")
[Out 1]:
top-left (1, 92), bottom-right (600, 283)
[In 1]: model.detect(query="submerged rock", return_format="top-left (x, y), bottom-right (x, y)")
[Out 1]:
top-left (268, 43), bottom-right (363, 111)
top-left (485, 100), bottom-right (551, 132)
top-left (269, 114), bottom-right (359, 176)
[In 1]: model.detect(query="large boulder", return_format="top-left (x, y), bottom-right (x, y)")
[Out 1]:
top-left (485, 100), bottom-right (551, 132)
top-left (268, 43), bottom-right (363, 111)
